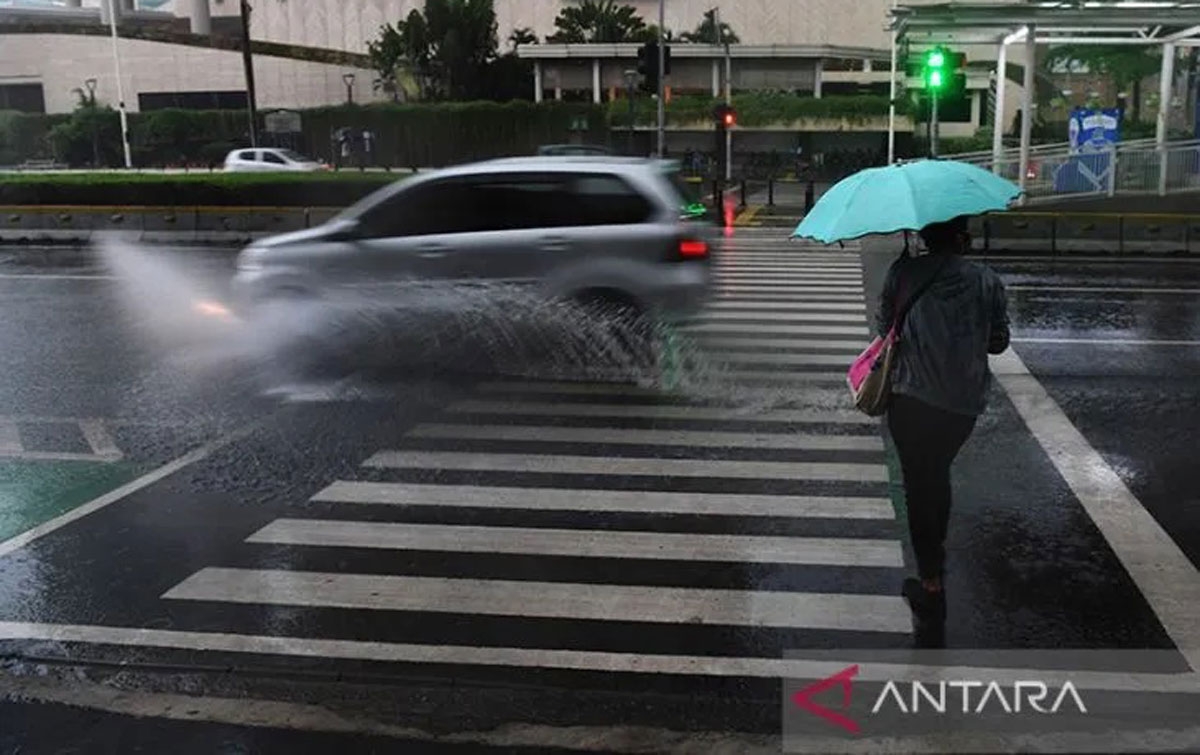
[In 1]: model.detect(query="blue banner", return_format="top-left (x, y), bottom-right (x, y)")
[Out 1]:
top-left (1057, 108), bottom-right (1122, 193)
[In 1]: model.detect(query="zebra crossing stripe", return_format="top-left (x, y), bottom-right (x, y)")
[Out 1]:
top-left (687, 312), bottom-right (865, 324)
top-left (705, 301), bottom-right (867, 312)
top-left (0, 419), bottom-right (20, 454)
top-left (694, 337), bottom-right (864, 351)
top-left (408, 423), bottom-right (883, 451)
top-left (310, 482), bottom-right (896, 519)
top-left (683, 323), bottom-right (869, 336)
top-left (714, 292), bottom-right (865, 302)
top-left (246, 519), bottom-right (905, 568)
top-left (362, 450), bottom-right (889, 482)
top-left (163, 568), bottom-right (912, 632)
top-left (445, 400), bottom-right (875, 425)
top-left (717, 286), bottom-right (866, 296)
top-left (706, 353), bottom-right (852, 367)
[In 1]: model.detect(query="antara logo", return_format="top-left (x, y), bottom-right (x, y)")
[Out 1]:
top-left (792, 666), bottom-right (1089, 735)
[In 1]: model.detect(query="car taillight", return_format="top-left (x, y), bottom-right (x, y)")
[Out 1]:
top-left (678, 239), bottom-right (708, 259)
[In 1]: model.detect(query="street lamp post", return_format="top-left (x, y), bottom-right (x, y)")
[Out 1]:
top-left (624, 69), bottom-right (637, 156)
top-left (343, 73), bottom-right (356, 105)
top-left (656, 0), bottom-right (665, 157)
top-left (104, 0), bottom-right (132, 168)
top-left (84, 78), bottom-right (99, 167)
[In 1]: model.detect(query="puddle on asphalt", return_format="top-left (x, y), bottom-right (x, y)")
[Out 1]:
top-left (96, 237), bottom-right (847, 414)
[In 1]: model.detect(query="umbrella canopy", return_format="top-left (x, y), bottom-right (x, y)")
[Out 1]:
top-left (792, 160), bottom-right (1021, 244)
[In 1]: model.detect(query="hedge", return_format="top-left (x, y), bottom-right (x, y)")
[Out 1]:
top-left (607, 93), bottom-right (911, 128)
top-left (7, 101), bottom-right (609, 169)
top-left (0, 172), bottom-right (406, 207)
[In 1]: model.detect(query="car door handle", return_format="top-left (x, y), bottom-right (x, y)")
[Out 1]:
top-left (541, 236), bottom-right (569, 251)
top-left (416, 245), bottom-right (448, 258)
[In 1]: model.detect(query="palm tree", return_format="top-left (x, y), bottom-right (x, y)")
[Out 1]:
top-left (508, 26), bottom-right (538, 50)
top-left (547, 0), bottom-right (648, 44)
top-left (680, 11), bottom-right (739, 44)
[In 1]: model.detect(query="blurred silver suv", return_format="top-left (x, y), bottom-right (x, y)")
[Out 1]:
top-left (232, 157), bottom-right (717, 320)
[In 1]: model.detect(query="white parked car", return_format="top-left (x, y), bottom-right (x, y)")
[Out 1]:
top-left (223, 148), bottom-right (327, 172)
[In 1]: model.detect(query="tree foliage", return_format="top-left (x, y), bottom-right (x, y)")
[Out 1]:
top-left (367, 0), bottom-right (502, 101)
top-left (679, 11), bottom-right (740, 44)
top-left (508, 26), bottom-right (538, 50)
top-left (547, 0), bottom-right (648, 43)
top-left (1044, 44), bottom-right (1162, 122)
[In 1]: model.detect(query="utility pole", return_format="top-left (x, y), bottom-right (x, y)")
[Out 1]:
top-left (240, 0), bottom-right (259, 147)
top-left (930, 88), bottom-right (940, 157)
top-left (656, 0), bottom-right (665, 157)
top-left (105, 0), bottom-right (132, 167)
top-left (625, 69), bottom-right (637, 155)
top-left (715, 7), bottom-right (731, 181)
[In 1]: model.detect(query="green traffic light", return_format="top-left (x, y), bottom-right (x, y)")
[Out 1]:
top-left (929, 70), bottom-right (944, 89)
top-left (927, 50), bottom-right (945, 69)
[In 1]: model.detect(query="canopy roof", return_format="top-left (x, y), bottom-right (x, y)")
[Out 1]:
top-left (889, 2), bottom-right (1200, 47)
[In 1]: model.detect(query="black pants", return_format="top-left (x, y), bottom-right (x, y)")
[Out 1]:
top-left (887, 393), bottom-right (977, 581)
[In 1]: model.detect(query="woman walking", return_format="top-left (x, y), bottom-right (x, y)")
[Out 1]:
top-left (875, 215), bottom-right (1011, 643)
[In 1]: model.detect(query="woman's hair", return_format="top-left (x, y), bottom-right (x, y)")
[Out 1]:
top-left (919, 215), bottom-right (969, 253)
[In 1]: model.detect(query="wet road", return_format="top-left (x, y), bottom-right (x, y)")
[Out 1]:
top-left (0, 234), bottom-right (1198, 751)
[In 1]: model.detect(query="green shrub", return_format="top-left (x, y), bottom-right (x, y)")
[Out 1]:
top-left (608, 93), bottom-right (908, 128)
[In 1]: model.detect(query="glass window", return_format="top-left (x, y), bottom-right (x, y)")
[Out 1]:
top-left (358, 180), bottom-right (479, 238)
top-left (262, 151), bottom-right (287, 165)
top-left (237, 150), bottom-right (256, 161)
top-left (275, 149), bottom-right (312, 162)
top-left (569, 174), bottom-right (653, 226)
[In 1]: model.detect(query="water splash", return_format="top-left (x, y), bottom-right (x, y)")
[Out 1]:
top-left (94, 236), bottom-right (847, 414)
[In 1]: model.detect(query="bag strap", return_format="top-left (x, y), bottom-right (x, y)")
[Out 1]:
top-left (892, 255), bottom-right (952, 333)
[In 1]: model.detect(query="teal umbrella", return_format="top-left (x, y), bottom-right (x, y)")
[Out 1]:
top-left (792, 160), bottom-right (1020, 244)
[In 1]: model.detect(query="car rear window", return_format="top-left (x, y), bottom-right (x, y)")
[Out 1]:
top-left (237, 150), bottom-right (256, 160)
top-left (568, 174), bottom-right (653, 226)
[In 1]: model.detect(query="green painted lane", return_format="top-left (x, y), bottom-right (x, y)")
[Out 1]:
top-left (0, 460), bottom-right (142, 543)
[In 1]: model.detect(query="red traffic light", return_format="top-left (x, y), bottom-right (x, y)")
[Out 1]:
top-left (723, 111), bottom-right (735, 126)
top-left (714, 103), bottom-right (736, 128)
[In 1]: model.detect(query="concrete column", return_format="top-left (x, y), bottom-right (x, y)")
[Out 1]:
top-left (592, 58), bottom-right (601, 104)
top-left (864, 59), bottom-right (873, 72)
top-left (534, 61), bottom-right (543, 102)
top-left (992, 42), bottom-right (1009, 174)
top-left (970, 89), bottom-right (982, 132)
top-left (1157, 42), bottom-right (1176, 194)
top-left (813, 59), bottom-right (824, 98)
top-left (555, 86), bottom-right (562, 101)
top-left (712, 59), bottom-right (720, 97)
top-left (1017, 25), bottom-right (1036, 202)
top-left (190, 0), bottom-right (211, 35)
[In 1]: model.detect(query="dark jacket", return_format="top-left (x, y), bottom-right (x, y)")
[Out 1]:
top-left (876, 252), bottom-right (1010, 417)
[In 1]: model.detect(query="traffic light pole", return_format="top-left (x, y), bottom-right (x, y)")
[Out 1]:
top-left (930, 89), bottom-right (940, 157)
top-left (715, 7), bottom-right (732, 181)
top-left (656, 0), bottom-right (665, 157)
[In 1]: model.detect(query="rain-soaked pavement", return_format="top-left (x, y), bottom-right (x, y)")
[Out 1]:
top-left (0, 232), bottom-right (1198, 752)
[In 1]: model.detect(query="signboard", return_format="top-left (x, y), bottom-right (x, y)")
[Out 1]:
top-left (264, 109), bottom-right (302, 134)
top-left (569, 115), bottom-right (589, 132)
top-left (1068, 107), bottom-right (1120, 154)
top-left (1057, 107), bottom-right (1121, 193)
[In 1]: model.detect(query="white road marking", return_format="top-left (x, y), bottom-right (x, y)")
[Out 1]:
top-left (248, 519), bottom-right (905, 568)
top-left (705, 301), bottom-right (867, 313)
top-left (720, 371), bottom-right (845, 384)
top-left (0, 420), bottom-right (263, 559)
top-left (1012, 337), bottom-right (1200, 346)
top-left (1008, 286), bottom-right (1200, 294)
top-left (714, 292), bottom-right (866, 303)
top-left (713, 274), bottom-right (864, 282)
top-left (408, 422), bottom-right (883, 450)
top-left (0, 418), bottom-right (21, 454)
top-left (689, 312), bottom-right (865, 324)
top-left (446, 400), bottom-right (875, 425)
top-left (992, 348), bottom-right (1200, 672)
top-left (716, 286), bottom-right (866, 296)
top-left (694, 338), bottom-right (866, 351)
top-left (310, 482), bottom-right (896, 519)
top-left (683, 323), bottom-right (869, 336)
top-left (2, 622), bottom-right (1198, 692)
top-left (710, 353), bottom-right (852, 367)
top-left (79, 419), bottom-right (122, 459)
top-left (163, 568), bottom-right (911, 632)
top-left (363, 450), bottom-right (888, 482)
top-left (0, 273), bottom-right (118, 280)
top-left (0, 450), bottom-right (122, 463)
top-left (717, 283), bottom-right (865, 293)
